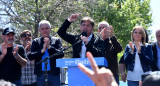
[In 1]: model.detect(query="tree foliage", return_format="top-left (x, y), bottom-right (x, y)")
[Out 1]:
top-left (0, 0), bottom-right (152, 57)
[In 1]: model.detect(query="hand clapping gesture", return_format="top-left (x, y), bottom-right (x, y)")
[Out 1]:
top-left (135, 41), bottom-right (141, 53)
top-left (25, 41), bottom-right (31, 52)
top-left (129, 41), bottom-right (141, 54)
top-left (41, 37), bottom-right (50, 53)
top-left (100, 25), bottom-right (114, 40)
top-left (13, 45), bottom-right (19, 58)
top-left (0, 43), bottom-right (7, 58)
top-left (78, 52), bottom-right (118, 86)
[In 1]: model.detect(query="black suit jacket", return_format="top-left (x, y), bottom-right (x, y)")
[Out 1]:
top-left (28, 36), bottom-right (64, 75)
top-left (104, 36), bottom-right (123, 76)
top-left (58, 19), bottom-right (104, 58)
top-left (151, 42), bottom-right (159, 71)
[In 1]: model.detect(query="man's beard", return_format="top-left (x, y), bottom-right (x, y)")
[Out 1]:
top-left (24, 38), bottom-right (32, 44)
top-left (7, 39), bottom-right (14, 44)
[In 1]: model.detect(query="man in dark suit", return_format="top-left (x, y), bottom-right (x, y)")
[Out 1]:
top-left (58, 13), bottom-right (104, 58)
top-left (151, 28), bottom-right (160, 71)
top-left (97, 21), bottom-right (123, 84)
top-left (28, 20), bottom-right (64, 86)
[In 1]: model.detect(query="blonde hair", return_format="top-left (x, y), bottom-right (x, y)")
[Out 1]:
top-left (131, 26), bottom-right (146, 45)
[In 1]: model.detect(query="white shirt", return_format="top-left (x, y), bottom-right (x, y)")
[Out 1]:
top-left (127, 43), bottom-right (144, 81)
top-left (80, 33), bottom-right (93, 58)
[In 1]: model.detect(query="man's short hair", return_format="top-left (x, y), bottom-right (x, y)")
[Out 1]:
top-left (156, 28), bottom-right (160, 36)
top-left (39, 20), bottom-right (51, 29)
top-left (98, 21), bottom-right (109, 29)
top-left (80, 17), bottom-right (94, 27)
top-left (142, 75), bottom-right (160, 86)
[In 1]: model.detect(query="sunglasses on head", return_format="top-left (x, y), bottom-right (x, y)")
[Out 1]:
top-left (22, 34), bottom-right (31, 37)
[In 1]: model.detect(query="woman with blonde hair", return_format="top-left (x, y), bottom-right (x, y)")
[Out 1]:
top-left (124, 26), bottom-right (153, 86)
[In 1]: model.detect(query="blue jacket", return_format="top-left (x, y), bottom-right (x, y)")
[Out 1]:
top-left (124, 43), bottom-right (153, 72)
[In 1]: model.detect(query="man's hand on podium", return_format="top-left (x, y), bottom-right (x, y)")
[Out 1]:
top-left (78, 52), bottom-right (118, 86)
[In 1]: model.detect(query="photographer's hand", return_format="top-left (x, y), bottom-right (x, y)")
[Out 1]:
top-left (78, 52), bottom-right (118, 86)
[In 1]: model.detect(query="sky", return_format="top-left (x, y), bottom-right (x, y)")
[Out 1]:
top-left (150, 0), bottom-right (160, 28)
top-left (0, 0), bottom-right (159, 39)
top-left (148, 0), bottom-right (160, 42)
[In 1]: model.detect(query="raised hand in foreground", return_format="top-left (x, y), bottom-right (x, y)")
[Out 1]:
top-left (78, 52), bottom-right (118, 86)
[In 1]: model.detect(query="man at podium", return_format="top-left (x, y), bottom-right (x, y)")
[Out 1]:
top-left (58, 13), bottom-right (104, 58)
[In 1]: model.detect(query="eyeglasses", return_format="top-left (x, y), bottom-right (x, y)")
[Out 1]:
top-left (22, 34), bottom-right (31, 37)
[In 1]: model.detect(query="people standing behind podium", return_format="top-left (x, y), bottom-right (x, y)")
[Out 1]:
top-left (151, 28), bottom-right (160, 71)
top-left (0, 27), bottom-right (27, 86)
top-left (58, 13), bottom-right (104, 58)
top-left (124, 26), bottom-right (153, 86)
top-left (28, 20), bottom-right (64, 86)
top-left (97, 21), bottom-right (122, 84)
top-left (20, 30), bottom-right (37, 86)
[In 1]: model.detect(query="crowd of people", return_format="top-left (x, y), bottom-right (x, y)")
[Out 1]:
top-left (0, 13), bottom-right (160, 86)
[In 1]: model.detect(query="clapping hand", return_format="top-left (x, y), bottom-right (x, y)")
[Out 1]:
top-left (1, 43), bottom-right (7, 57)
top-left (129, 41), bottom-right (134, 54)
top-left (41, 37), bottom-right (50, 53)
top-left (135, 41), bottom-right (141, 53)
top-left (100, 25), bottom-right (114, 40)
top-left (25, 41), bottom-right (31, 52)
top-left (13, 45), bottom-right (19, 58)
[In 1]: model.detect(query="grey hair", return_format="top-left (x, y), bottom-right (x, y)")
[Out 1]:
top-left (38, 20), bottom-right (51, 29)
top-left (156, 28), bottom-right (160, 36)
top-left (98, 21), bottom-right (109, 29)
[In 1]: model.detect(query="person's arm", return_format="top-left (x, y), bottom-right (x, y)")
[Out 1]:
top-left (0, 43), bottom-right (7, 63)
top-left (48, 37), bottom-right (64, 59)
top-left (13, 45), bottom-right (27, 67)
top-left (57, 14), bottom-right (80, 45)
top-left (119, 55), bottom-right (127, 82)
top-left (28, 39), bottom-right (45, 61)
top-left (119, 63), bottom-right (127, 82)
top-left (0, 53), bottom-right (5, 63)
top-left (78, 52), bottom-right (118, 86)
top-left (139, 44), bottom-right (153, 65)
top-left (124, 45), bottom-right (135, 65)
top-left (110, 36), bottom-right (123, 53)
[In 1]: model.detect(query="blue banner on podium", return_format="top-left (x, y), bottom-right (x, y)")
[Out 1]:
top-left (56, 57), bottom-right (108, 86)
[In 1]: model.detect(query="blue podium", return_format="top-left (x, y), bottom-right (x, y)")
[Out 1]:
top-left (56, 57), bottom-right (108, 86)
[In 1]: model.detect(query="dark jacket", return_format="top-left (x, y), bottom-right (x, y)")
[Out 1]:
top-left (28, 36), bottom-right (64, 75)
top-left (104, 36), bottom-right (122, 76)
top-left (124, 44), bottom-right (153, 72)
top-left (0, 44), bottom-right (26, 82)
top-left (151, 42), bottom-right (159, 71)
top-left (57, 19), bottom-right (104, 58)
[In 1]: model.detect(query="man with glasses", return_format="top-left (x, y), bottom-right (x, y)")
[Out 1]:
top-left (58, 13), bottom-right (104, 58)
top-left (20, 30), bottom-right (37, 86)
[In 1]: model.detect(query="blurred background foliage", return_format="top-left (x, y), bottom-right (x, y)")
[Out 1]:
top-left (0, 0), bottom-right (152, 59)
